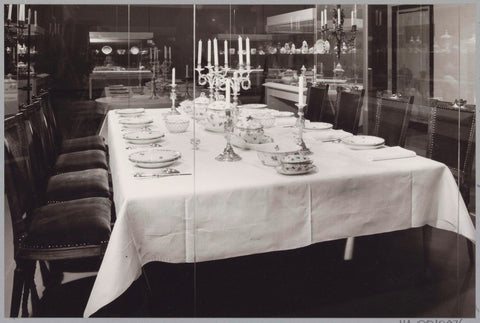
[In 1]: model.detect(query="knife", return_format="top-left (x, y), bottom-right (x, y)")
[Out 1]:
top-left (134, 172), bottom-right (192, 178)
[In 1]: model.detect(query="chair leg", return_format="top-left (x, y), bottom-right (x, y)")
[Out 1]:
top-left (10, 264), bottom-right (25, 317)
top-left (466, 239), bottom-right (475, 265)
top-left (29, 262), bottom-right (40, 316)
top-left (21, 271), bottom-right (31, 317)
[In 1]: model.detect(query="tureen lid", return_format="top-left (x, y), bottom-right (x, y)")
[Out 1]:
top-left (194, 92), bottom-right (210, 104)
top-left (235, 117), bottom-right (263, 130)
top-left (207, 100), bottom-right (228, 110)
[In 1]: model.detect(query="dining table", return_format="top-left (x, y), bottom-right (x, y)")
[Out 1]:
top-left (84, 107), bottom-right (475, 317)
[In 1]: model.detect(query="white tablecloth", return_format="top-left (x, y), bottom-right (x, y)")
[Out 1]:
top-left (84, 109), bottom-right (475, 317)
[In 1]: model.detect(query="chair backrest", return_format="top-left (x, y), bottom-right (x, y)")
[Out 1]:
top-left (334, 87), bottom-right (365, 135)
top-left (20, 102), bottom-right (54, 195)
top-left (373, 95), bottom-right (414, 147)
top-left (4, 115), bottom-right (37, 246)
top-left (426, 102), bottom-right (476, 186)
top-left (34, 90), bottom-right (61, 151)
top-left (305, 83), bottom-right (329, 122)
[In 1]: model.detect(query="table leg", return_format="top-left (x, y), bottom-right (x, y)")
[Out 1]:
top-left (89, 77), bottom-right (92, 100)
top-left (343, 237), bottom-right (355, 261)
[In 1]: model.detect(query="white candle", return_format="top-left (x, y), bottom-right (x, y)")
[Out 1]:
top-left (197, 40), bottom-right (202, 66)
top-left (338, 8), bottom-right (341, 22)
top-left (172, 67), bottom-right (175, 85)
top-left (213, 38), bottom-right (219, 66)
top-left (186, 65), bottom-right (188, 78)
top-left (19, 4), bottom-right (25, 22)
top-left (238, 36), bottom-right (243, 66)
top-left (320, 11), bottom-right (324, 27)
top-left (169, 46), bottom-right (171, 60)
top-left (34, 10), bottom-right (37, 26)
top-left (7, 5), bottom-right (12, 21)
top-left (226, 78), bottom-right (230, 105)
top-left (28, 8), bottom-right (31, 24)
top-left (324, 9), bottom-right (327, 26)
top-left (224, 40), bottom-right (228, 67)
top-left (207, 39), bottom-right (211, 65)
top-left (298, 76), bottom-right (304, 105)
top-left (246, 37), bottom-right (250, 68)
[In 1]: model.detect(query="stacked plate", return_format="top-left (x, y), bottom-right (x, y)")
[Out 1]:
top-left (237, 103), bottom-right (268, 109)
top-left (304, 122), bottom-right (333, 131)
top-left (128, 149), bottom-right (181, 168)
top-left (115, 108), bottom-right (145, 117)
top-left (119, 116), bottom-right (153, 128)
top-left (341, 135), bottom-right (385, 150)
top-left (123, 131), bottom-right (165, 144)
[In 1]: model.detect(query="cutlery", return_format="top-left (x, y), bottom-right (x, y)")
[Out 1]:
top-left (133, 171), bottom-right (192, 178)
top-left (126, 143), bottom-right (162, 149)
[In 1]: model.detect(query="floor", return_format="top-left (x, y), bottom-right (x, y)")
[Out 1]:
top-left (4, 97), bottom-right (476, 318)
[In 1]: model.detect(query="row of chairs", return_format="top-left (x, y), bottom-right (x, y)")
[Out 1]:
top-left (5, 90), bottom-right (114, 317)
top-left (306, 85), bottom-right (475, 262)
top-left (305, 84), bottom-right (414, 148)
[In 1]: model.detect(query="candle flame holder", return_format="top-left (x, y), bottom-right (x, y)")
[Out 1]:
top-left (295, 103), bottom-right (312, 155)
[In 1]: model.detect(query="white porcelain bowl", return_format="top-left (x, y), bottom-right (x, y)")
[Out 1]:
top-left (252, 114), bottom-right (276, 128)
top-left (256, 143), bottom-right (302, 166)
top-left (164, 116), bottom-right (190, 133)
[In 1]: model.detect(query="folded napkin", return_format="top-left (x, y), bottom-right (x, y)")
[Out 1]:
top-left (275, 117), bottom-right (297, 127)
top-left (353, 146), bottom-right (417, 161)
top-left (303, 129), bottom-right (353, 142)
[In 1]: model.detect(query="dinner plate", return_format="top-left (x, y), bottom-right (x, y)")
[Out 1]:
top-left (273, 111), bottom-right (294, 118)
top-left (119, 116), bottom-right (153, 128)
top-left (123, 131), bottom-right (165, 144)
top-left (115, 108), bottom-right (145, 115)
top-left (128, 149), bottom-right (181, 168)
top-left (341, 135), bottom-right (385, 147)
top-left (345, 144), bottom-right (386, 150)
top-left (237, 103), bottom-right (268, 109)
top-left (304, 122), bottom-right (333, 131)
top-left (276, 165), bottom-right (317, 175)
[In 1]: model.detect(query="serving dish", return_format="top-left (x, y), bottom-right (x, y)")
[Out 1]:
top-left (165, 116), bottom-right (190, 133)
top-left (128, 149), bottom-right (181, 168)
top-left (256, 143), bottom-right (302, 166)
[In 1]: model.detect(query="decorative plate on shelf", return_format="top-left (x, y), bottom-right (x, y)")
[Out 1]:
top-left (128, 149), bottom-right (181, 168)
top-left (130, 46), bottom-right (140, 55)
top-left (101, 46), bottom-right (113, 55)
top-left (304, 122), bottom-right (333, 131)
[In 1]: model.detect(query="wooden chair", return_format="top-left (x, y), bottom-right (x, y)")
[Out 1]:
top-left (21, 101), bottom-right (108, 174)
top-left (33, 90), bottom-right (107, 154)
top-left (19, 104), bottom-right (110, 204)
top-left (305, 83), bottom-right (329, 122)
top-left (334, 87), bottom-right (365, 135)
top-left (373, 94), bottom-right (414, 147)
top-left (5, 115), bottom-right (112, 317)
top-left (423, 101), bottom-right (476, 264)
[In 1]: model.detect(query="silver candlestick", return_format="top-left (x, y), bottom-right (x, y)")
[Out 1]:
top-left (295, 103), bottom-right (312, 155)
top-left (163, 84), bottom-right (180, 116)
top-left (215, 107), bottom-right (241, 162)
